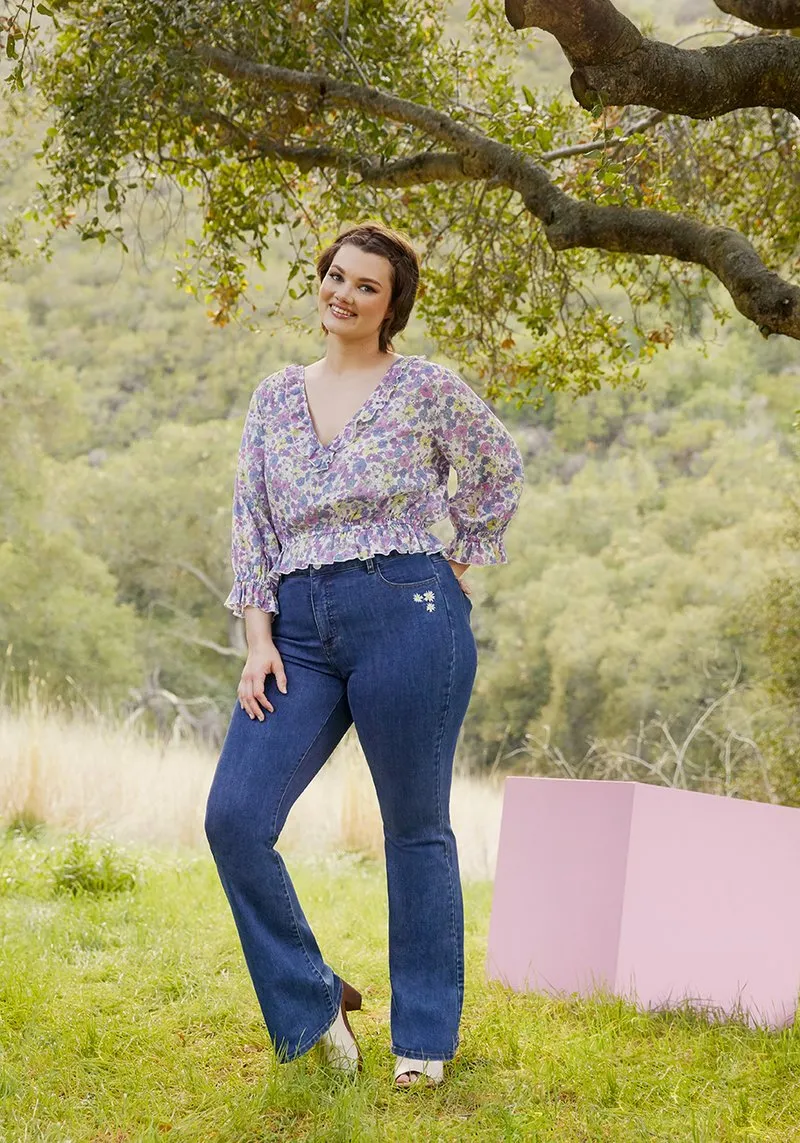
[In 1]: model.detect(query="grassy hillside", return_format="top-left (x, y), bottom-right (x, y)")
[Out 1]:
top-left (2, 830), bottom-right (800, 1141)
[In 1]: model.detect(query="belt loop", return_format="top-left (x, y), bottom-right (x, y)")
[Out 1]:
top-left (365, 556), bottom-right (375, 573)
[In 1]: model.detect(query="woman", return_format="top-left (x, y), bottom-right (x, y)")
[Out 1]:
top-left (205, 220), bottom-right (525, 1088)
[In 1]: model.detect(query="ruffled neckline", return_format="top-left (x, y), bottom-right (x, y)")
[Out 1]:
top-left (285, 355), bottom-right (422, 470)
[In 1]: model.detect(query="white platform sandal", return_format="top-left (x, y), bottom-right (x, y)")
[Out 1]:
top-left (317, 981), bottom-right (362, 1074)
top-left (393, 1056), bottom-right (444, 1088)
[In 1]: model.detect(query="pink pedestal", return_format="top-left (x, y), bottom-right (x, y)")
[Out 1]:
top-left (486, 777), bottom-right (800, 1027)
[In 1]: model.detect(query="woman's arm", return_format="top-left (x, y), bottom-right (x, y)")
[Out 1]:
top-left (432, 365), bottom-right (525, 565)
top-left (224, 383), bottom-right (283, 624)
top-left (244, 606), bottom-right (275, 649)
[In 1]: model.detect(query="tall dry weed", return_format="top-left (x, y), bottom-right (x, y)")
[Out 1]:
top-left (0, 701), bottom-right (503, 879)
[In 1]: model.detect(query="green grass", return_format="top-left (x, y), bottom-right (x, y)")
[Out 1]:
top-left (1, 832), bottom-right (799, 1142)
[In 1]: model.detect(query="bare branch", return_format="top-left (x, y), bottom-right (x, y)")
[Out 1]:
top-left (170, 558), bottom-right (228, 604)
top-left (192, 42), bottom-right (800, 339)
top-left (713, 0), bottom-right (800, 28)
top-left (504, 0), bottom-right (800, 118)
top-left (539, 109), bottom-right (666, 160)
top-left (171, 630), bottom-right (242, 658)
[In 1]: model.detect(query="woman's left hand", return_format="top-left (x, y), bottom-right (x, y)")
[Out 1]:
top-left (447, 559), bottom-right (472, 597)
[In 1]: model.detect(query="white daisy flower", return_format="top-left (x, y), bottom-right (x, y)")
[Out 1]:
top-left (423, 591), bottom-right (435, 601)
top-left (427, 602), bottom-right (436, 612)
top-left (413, 593), bottom-right (424, 602)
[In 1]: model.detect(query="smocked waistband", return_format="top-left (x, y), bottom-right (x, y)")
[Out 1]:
top-left (282, 549), bottom-right (446, 577)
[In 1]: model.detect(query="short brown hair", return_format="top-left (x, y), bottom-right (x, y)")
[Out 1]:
top-left (315, 221), bottom-right (420, 353)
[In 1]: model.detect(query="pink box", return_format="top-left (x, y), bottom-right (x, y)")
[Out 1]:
top-left (486, 777), bottom-right (800, 1027)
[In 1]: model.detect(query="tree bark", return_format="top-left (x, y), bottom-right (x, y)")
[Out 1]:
top-left (713, 0), bottom-right (800, 28)
top-left (193, 42), bottom-right (800, 339)
top-left (504, 0), bottom-right (800, 118)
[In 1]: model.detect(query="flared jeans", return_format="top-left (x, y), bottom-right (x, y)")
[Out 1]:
top-left (204, 549), bottom-right (478, 1062)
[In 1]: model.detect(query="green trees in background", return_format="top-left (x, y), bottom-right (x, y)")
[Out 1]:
top-left (467, 335), bottom-right (798, 797)
top-left (1, 296), bottom-right (143, 705)
top-left (0, 1), bottom-right (798, 793)
top-left (754, 499), bottom-right (800, 805)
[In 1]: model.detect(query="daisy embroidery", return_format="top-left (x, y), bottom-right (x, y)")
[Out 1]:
top-left (412, 589), bottom-right (436, 612)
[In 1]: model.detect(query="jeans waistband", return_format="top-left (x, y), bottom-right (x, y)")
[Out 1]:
top-left (282, 549), bottom-right (446, 578)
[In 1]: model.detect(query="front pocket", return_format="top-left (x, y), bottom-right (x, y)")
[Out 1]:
top-left (375, 551), bottom-right (439, 588)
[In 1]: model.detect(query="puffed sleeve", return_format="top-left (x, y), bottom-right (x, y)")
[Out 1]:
top-left (224, 383), bottom-right (283, 618)
top-left (432, 364), bottom-right (525, 565)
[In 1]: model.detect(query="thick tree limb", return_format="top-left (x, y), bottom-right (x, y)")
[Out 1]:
top-left (504, 0), bottom-right (800, 118)
top-left (713, 0), bottom-right (800, 28)
top-left (542, 202), bottom-right (798, 337)
top-left (192, 42), bottom-right (800, 338)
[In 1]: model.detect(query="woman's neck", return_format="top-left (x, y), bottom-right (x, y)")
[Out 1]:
top-left (320, 337), bottom-right (395, 378)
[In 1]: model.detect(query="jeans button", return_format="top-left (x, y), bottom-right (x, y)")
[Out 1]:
top-left (312, 562), bottom-right (322, 569)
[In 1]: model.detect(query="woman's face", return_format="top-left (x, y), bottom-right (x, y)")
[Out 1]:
top-left (318, 242), bottom-right (394, 348)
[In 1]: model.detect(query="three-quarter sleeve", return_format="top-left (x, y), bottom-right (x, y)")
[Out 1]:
top-left (432, 365), bottom-right (525, 565)
top-left (224, 384), bottom-right (283, 618)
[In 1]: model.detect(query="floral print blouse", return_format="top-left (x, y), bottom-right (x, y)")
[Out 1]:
top-left (225, 354), bottom-right (525, 617)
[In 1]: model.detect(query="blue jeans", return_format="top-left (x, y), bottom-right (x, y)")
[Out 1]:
top-left (204, 549), bottom-right (478, 1062)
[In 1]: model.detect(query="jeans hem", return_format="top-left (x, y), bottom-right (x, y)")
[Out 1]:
top-left (391, 1043), bottom-right (458, 1062)
top-left (275, 976), bottom-right (344, 1063)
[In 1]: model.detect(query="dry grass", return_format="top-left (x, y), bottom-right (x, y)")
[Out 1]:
top-left (0, 696), bottom-right (504, 880)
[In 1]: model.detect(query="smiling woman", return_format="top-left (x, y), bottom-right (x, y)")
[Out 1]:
top-left (204, 219), bottom-right (525, 1092)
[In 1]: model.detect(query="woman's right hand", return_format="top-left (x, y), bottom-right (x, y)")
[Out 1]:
top-left (238, 642), bottom-right (288, 721)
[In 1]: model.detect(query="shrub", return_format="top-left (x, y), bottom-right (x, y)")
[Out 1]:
top-left (48, 835), bottom-right (140, 896)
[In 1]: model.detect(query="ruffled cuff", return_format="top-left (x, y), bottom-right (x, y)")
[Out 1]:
top-left (442, 527), bottom-right (509, 566)
top-left (224, 573), bottom-right (280, 619)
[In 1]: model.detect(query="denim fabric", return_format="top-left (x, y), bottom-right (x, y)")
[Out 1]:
top-left (205, 549), bottom-right (478, 1062)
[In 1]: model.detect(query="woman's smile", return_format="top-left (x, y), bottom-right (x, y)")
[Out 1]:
top-left (318, 244), bottom-right (394, 342)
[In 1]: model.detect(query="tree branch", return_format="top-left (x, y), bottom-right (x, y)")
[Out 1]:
top-left (504, 0), bottom-right (800, 118)
top-left (170, 558), bottom-right (228, 605)
top-left (541, 201), bottom-right (800, 337)
top-left (193, 108), bottom-right (482, 186)
top-left (192, 42), bottom-right (800, 338)
top-left (198, 104), bottom-right (665, 175)
top-left (713, 0), bottom-right (800, 28)
top-left (539, 108), bottom-right (667, 159)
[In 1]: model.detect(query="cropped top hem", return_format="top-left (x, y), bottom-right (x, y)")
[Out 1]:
top-left (272, 519), bottom-right (446, 576)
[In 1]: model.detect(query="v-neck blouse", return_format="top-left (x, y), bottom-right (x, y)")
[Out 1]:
top-left (224, 354), bottom-right (526, 617)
